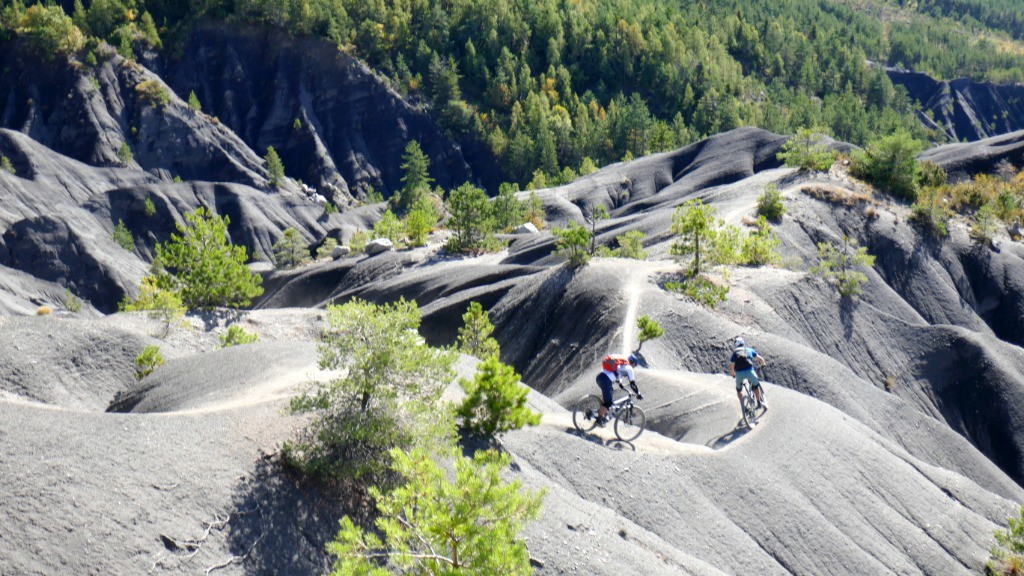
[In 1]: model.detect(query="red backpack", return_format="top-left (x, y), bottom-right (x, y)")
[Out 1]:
top-left (601, 354), bottom-right (629, 373)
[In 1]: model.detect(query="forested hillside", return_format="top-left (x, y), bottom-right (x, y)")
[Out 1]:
top-left (4, 0), bottom-right (1024, 189)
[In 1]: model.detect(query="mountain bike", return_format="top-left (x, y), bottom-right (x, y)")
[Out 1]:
top-left (572, 388), bottom-right (647, 442)
top-left (739, 376), bottom-right (766, 428)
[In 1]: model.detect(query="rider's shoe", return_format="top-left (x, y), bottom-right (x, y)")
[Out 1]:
top-left (596, 415), bottom-right (608, 427)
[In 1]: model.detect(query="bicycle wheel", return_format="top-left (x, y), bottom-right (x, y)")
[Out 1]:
top-left (572, 395), bottom-right (604, 432)
top-left (614, 403), bottom-right (647, 442)
top-left (741, 394), bottom-right (759, 427)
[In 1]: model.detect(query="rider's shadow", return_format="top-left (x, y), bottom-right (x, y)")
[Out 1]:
top-left (707, 422), bottom-right (753, 449)
top-left (566, 428), bottom-right (639, 452)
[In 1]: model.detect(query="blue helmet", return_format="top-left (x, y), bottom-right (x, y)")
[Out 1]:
top-left (627, 354), bottom-right (638, 365)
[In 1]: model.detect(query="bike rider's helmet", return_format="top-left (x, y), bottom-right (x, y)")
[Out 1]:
top-left (734, 337), bottom-right (745, 347)
top-left (627, 354), bottom-right (638, 365)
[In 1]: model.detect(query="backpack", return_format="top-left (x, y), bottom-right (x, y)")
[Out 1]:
top-left (733, 346), bottom-right (753, 371)
top-left (602, 354), bottom-right (629, 373)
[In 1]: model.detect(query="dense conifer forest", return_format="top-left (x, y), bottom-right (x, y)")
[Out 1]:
top-left (4, 0), bottom-right (1024, 186)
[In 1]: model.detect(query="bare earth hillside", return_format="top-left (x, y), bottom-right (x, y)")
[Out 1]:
top-left (2, 119), bottom-right (1024, 574)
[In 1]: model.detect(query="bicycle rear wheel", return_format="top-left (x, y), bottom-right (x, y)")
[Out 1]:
top-left (741, 394), bottom-right (759, 427)
top-left (614, 404), bottom-right (647, 442)
top-left (572, 395), bottom-right (604, 432)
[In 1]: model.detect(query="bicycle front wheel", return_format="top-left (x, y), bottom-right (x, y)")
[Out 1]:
top-left (572, 395), bottom-right (604, 432)
top-left (614, 404), bottom-right (647, 442)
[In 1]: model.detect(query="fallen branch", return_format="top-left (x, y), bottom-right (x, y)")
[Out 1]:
top-left (205, 504), bottom-right (265, 575)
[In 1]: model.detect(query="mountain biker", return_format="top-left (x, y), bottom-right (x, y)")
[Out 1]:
top-left (729, 337), bottom-right (767, 410)
top-left (596, 354), bottom-right (643, 425)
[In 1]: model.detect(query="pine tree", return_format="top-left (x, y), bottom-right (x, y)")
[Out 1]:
top-left (457, 356), bottom-right (540, 439)
top-left (153, 207), bottom-right (263, 309)
top-left (286, 299), bottom-right (457, 484)
top-left (397, 140), bottom-right (433, 214)
top-left (670, 199), bottom-right (721, 277)
top-left (265, 146), bottom-right (285, 188)
top-left (327, 447), bottom-right (544, 576)
top-left (457, 301), bottom-right (500, 359)
top-left (446, 183), bottom-right (494, 253)
top-left (272, 227), bottom-right (310, 269)
top-left (187, 90), bottom-right (202, 112)
top-left (636, 315), bottom-right (664, 350)
top-left (552, 221), bottom-right (591, 267)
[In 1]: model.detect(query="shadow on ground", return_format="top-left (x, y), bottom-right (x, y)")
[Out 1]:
top-left (222, 453), bottom-right (366, 575)
top-left (566, 427), bottom-right (639, 452)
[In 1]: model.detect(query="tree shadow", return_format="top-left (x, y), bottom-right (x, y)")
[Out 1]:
top-left (192, 308), bottom-right (247, 332)
top-left (218, 453), bottom-right (371, 576)
top-left (839, 297), bottom-right (856, 340)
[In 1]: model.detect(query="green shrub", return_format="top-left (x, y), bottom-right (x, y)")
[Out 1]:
top-left (364, 185), bottom-right (384, 204)
top-left (143, 196), bottom-right (156, 217)
top-left (120, 275), bottom-right (187, 338)
top-left (322, 201), bottom-right (338, 217)
top-left (492, 182), bottom-right (526, 232)
top-left (811, 236), bottom-right (876, 298)
top-left (373, 209), bottom-right (405, 246)
top-left (665, 275), bottom-right (729, 308)
top-left (740, 217), bottom-right (782, 266)
top-left (135, 345), bottom-right (165, 379)
top-left (457, 356), bottom-right (540, 438)
top-left (0, 155), bottom-right (15, 175)
top-left (757, 183), bottom-right (786, 222)
top-left (987, 505), bottom-right (1024, 576)
top-left (135, 79), bottom-right (169, 108)
top-left (112, 219), bottom-right (135, 251)
top-left (117, 141), bottom-right (133, 166)
top-left (64, 289), bottom-right (81, 313)
top-left (219, 325), bottom-right (258, 348)
top-left (348, 229), bottom-right (370, 253)
top-left (851, 130), bottom-right (925, 201)
top-left (404, 196), bottom-right (438, 247)
top-left (777, 127), bottom-right (837, 172)
top-left (972, 203), bottom-right (1001, 243)
top-left (316, 237), bottom-right (339, 260)
top-left (910, 187), bottom-right (951, 238)
top-left (615, 229), bottom-right (648, 260)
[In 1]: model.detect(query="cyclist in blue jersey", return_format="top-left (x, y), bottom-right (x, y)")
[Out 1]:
top-left (729, 337), bottom-right (767, 411)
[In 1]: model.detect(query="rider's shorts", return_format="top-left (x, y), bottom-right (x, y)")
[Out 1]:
top-left (596, 372), bottom-right (614, 407)
top-left (734, 369), bottom-right (760, 391)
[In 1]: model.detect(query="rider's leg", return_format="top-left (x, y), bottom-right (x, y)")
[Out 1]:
top-left (597, 373), bottom-right (614, 420)
top-left (749, 368), bottom-right (765, 405)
